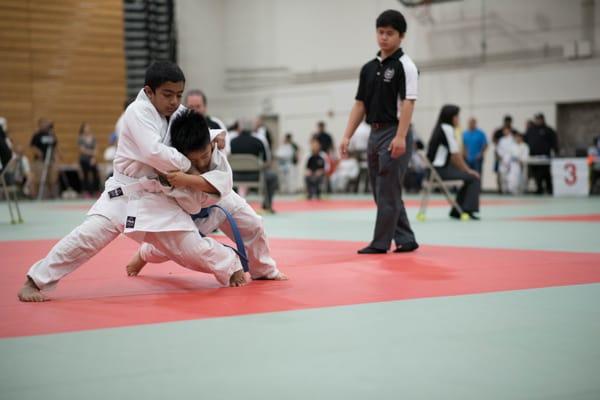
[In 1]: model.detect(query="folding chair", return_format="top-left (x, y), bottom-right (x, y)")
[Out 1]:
top-left (416, 152), bottom-right (469, 221)
top-left (1, 157), bottom-right (24, 224)
top-left (228, 154), bottom-right (264, 197)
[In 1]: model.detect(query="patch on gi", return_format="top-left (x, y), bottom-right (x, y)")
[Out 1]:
top-left (384, 67), bottom-right (395, 82)
top-left (108, 187), bottom-right (124, 199)
top-left (126, 216), bottom-right (136, 229)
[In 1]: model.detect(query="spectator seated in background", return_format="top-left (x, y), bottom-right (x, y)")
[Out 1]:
top-left (30, 118), bottom-right (59, 199)
top-left (305, 138), bottom-right (326, 199)
top-left (230, 118), bottom-right (279, 213)
top-left (78, 122), bottom-right (100, 197)
top-left (330, 154), bottom-right (359, 193)
top-left (313, 121), bottom-right (336, 193)
top-left (4, 144), bottom-right (33, 197)
top-left (427, 104), bottom-right (481, 220)
top-left (404, 138), bottom-right (426, 193)
top-left (275, 133), bottom-right (299, 194)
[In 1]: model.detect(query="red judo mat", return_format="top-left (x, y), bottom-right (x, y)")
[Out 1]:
top-left (514, 214), bottom-right (600, 222)
top-left (1, 237), bottom-right (599, 338)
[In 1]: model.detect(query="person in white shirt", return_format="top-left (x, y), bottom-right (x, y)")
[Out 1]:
top-left (275, 133), bottom-right (299, 194)
top-left (498, 131), bottom-right (529, 194)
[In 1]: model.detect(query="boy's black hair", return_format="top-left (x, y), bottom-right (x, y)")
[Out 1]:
top-left (169, 109), bottom-right (210, 154)
top-left (144, 60), bottom-right (186, 92)
top-left (376, 10), bottom-right (407, 34)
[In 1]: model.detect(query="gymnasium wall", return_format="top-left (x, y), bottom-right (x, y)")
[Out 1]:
top-left (0, 0), bottom-right (126, 164)
top-left (177, 0), bottom-right (600, 189)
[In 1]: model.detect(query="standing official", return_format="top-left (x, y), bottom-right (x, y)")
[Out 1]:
top-left (341, 9), bottom-right (419, 254)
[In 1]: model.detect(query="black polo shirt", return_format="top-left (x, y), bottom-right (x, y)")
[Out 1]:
top-left (355, 48), bottom-right (419, 124)
top-left (306, 154), bottom-right (326, 172)
top-left (30, 130), bottom-right (57, 160)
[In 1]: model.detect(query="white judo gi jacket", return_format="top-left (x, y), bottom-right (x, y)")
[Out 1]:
top-left (88, 89), bottom-right (199, 236)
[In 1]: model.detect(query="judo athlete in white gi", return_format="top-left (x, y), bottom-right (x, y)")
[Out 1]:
top-left (125, 109), bottom-right (287, 282)
top-left (18, 61), bottom-right (245, 302)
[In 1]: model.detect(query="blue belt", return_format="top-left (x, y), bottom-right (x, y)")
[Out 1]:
top-left (191, 206), bottom-right (249, 272)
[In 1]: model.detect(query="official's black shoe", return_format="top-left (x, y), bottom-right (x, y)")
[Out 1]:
top-left (449, 208), bottom-right (461, 219)
top-left (357, 246), bottom-right (387, 254)
top-left (468, 212), bottom-right (480, 220)
top-left (394, 241), bottom-right (419, 253)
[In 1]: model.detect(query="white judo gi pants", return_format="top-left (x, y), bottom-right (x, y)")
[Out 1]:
top-left (27, 214), bottom-right (241, 289)
top-left (140, 193), bottom-right (279, 279)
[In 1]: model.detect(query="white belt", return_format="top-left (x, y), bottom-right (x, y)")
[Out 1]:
top-left (109, 170), bottom-right (164, 198)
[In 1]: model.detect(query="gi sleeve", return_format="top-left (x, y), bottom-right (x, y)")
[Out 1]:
top-left (125, 106), bottom-right (191, 173)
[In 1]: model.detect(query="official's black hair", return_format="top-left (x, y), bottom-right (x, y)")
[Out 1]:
top-left (376, 10), bottom-right (407, 34)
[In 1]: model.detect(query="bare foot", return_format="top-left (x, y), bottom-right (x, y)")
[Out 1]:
top-left (229, 269), bottom-right (248, 287)
top-left (126, 251), bottom-right (147, 276)
top-left (253, 271), bottom-right (288, 281)
top-left (17, 277), bottom-right (48, 302)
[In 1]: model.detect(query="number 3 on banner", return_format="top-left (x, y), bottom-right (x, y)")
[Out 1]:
top-left (564, 163), bottom-right (577, 186)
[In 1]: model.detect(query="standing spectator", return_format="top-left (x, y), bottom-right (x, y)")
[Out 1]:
top-left (78, 122), bottom-right (100, 196)
top-left (231, 118), bottom-right (279, 213)
top-left (314, 121), bottom-right (334, 154)
top-left (462, 117), bottom-right (488, 175)
top-left (492, 115), bottom-right (518, 193)
top-left (275, 133), bottom-right (299, 194)
top-left (496, 127), bottom-right (515, 193)
top-left (525, 113), bottom-right (559, 194)
top-left (305, 138), bottom-right (326, 199)
top-left (30, 118), bottom-right (59, 199)
top-left (510, 133), bottom-right (530, 194)
top-left (184, 89), bottom-right (228, 152)
top-left (254, 117), bottom-right (274, 151)
top-left (427, 105), bottom-right (481, 220)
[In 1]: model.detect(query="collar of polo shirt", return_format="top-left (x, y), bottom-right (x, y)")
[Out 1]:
top-left (376, 47), bottom-right (404, 62)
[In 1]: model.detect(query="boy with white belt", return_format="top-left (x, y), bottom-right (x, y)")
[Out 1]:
top-left (19, 62), bottom-right (245, 302)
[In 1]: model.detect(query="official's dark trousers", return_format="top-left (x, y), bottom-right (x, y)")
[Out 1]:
top-left (367, 124), bottom-right (415, 250)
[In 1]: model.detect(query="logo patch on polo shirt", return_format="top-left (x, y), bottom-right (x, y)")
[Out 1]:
top-left (126, 216), bottom-right (136, 229)
top-left (384, 67), bottom-right (395, 82)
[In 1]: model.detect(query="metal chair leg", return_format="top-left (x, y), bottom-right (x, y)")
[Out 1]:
top-left (1, 175), bottom-right (16, 224)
